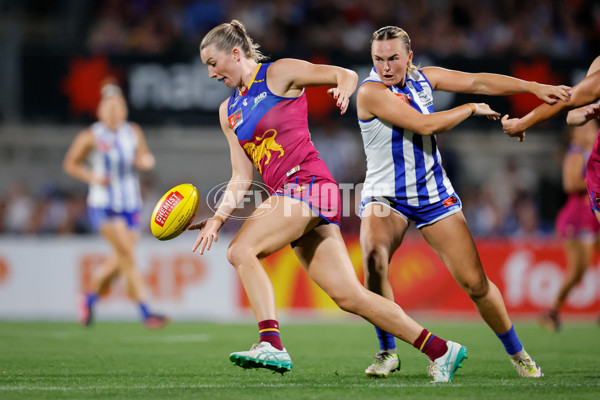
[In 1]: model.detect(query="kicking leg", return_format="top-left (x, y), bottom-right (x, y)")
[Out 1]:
top-left (295, 223), bottom-right (467, 382)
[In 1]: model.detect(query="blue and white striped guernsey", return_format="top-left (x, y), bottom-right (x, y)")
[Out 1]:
top-left (358, 67), bottom-right (455, 206)
top-left (87, 121), bottom-right (142, 212)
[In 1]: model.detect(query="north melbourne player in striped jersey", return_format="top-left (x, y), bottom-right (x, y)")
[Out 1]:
top-left (63, 80), bottom-right (169, 329)
top-left (356, 26), bottom-right (570, 379)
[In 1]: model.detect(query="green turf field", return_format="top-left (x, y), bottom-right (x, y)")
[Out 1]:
top-left (0, 320), bottom-right (598, 399)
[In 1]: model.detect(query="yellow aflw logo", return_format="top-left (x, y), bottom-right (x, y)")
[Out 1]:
top-left (243, 129), bottom-right (284, 174)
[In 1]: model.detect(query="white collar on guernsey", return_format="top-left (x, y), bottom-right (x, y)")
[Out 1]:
top-left (369, 67), bottom-right (379, 80)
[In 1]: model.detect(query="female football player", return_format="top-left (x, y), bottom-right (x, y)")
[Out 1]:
top-left (356, 26), bottom-right (569, 379)
top-left (63, 80), bottom-right (169, 329)
top-left (190, 20), bottom-right (465, 382)
top-left (503, 56), bottom-right (600, 329)
top-left (539, 122), bottom-right (600, 332)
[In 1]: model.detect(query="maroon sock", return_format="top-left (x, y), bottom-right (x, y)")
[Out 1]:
top-left (258, 319), bottom-right (283, 350)
top-left (413, 329), bottom-right (448, 361)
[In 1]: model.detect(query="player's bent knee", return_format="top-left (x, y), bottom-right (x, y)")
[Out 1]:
top-left (114, 247), bottom-right (135, 265)
top-left (225, 242), bottom-right (241, 267)
top-left (329, 289), bottom-right (367, 314)
top-left (463, 277), bottom-right (489, 300)
top-left (226, 241), bottom-right (255, 267)
top-left (363, 246), bottom-right (389, 278)
top-left (332, 296), bottom-right (359, 313)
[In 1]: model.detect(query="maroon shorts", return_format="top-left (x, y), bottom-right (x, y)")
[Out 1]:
top-left (558, 191), bottom-right (600, 239)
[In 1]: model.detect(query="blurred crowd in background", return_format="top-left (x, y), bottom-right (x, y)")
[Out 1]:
top-left (84, 0), bottom-right (598, 59)
top-left (0, 125), bottom-right (577, 240)
top-left (1, 0), bottom-right (599, 239)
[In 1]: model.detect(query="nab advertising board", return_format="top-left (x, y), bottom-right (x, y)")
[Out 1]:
top-left (21, 50), bottom-right (590, 126)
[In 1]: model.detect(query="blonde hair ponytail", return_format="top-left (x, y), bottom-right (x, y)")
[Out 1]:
top-left (200, 20), bottom-right (266, 62)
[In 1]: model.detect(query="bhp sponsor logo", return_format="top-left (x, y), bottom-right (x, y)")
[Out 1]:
top-left (80, 253), bottom-right (205, 300)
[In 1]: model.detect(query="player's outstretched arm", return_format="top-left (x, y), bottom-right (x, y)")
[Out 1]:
top-left (357, 80), bottom-right (499, 136)
top-left (267, 59), bottom-right (358, 114)
top-left (566, 56), bottom-right (600, 126)
top-left (502, 70), bottom-right (600, 141)
top-left (422, 66), bottom-right (571, 103)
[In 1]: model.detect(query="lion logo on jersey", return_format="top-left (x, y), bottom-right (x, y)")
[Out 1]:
top-left (243, 129), bottom-right (284, 174)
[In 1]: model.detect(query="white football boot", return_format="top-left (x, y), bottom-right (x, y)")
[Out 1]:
top-left (510, 349), bottom-right (544, 378)
top-left (365, 350), bottom-right (401, 378)
top-left (229, 342), bottom-right (292, 374)
top-left (427, 341), bottom-right (468, 382)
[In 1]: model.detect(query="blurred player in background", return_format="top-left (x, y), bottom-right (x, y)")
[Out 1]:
top-left (502, 56), bottom-right (600, 329)
top-left (356, 26), bottom-right (570, 379)
top-left (539, 121), bottom-right (600, 332)
top-left (190, 20), bottom-right (467, 382)
top-left (63, 80), bottom-right (169, 329)
top-left (502, 57), bottom-right (600, 216)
